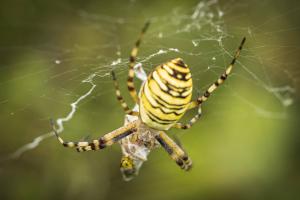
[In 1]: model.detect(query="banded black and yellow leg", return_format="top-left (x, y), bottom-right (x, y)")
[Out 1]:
top-left (189, 37), bottom-right (246, 109)
top-left (173, 106), bottom-right (202, 130)
top-left (127, 21), bottom-right (150, 103)
top-left (52, 120), bottom-right (138, 152)
top-left (111, 71), bottom-right (139, 116)
top-left (155, 131), bottom-right (192, 171)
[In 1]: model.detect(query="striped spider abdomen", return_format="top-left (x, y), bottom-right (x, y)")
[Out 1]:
top-left (139, 58), bottom-right (193, 130)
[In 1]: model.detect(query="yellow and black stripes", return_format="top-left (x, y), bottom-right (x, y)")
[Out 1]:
top-left (155, 131), bottom-right (192, 171)
top-left (111, 71), bottom-right (138, 116)
top-left (139, 58), bottom-right (193, 130)
top-left (127, 21), bottom-right (150, 103)
top-left (189, 37), bottom-right (246, 109)
top-left (52, 120), bottom-right (138, 152)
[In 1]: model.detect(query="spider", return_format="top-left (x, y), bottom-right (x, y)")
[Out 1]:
top-left (52, 21), bottom-right (246, 181)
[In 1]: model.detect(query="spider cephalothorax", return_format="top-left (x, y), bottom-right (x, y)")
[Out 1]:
top-left (52, 22), bottom-right (246, 181)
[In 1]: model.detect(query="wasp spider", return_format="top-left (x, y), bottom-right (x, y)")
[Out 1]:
top-left (52, 21), bottom-right (246, 181)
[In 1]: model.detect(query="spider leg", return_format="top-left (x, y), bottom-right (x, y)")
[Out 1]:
top-left (173, 106), bottom-right (202, 130)
top-left (51, 120), bottom-right (138, 152)
top-left (173, 37), bottom-right (246, 130)
top-left (155, 131), bottom-right (192, 171)
top-left (111, 71), bottom-right (139, 116)
top-left (189, 37), bottom-right (246, 109)
top-left (127, 21), bottom-right (150, 103)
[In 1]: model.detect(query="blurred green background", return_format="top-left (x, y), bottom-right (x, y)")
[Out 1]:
top-left (0, 0), bottom-right (299, 199)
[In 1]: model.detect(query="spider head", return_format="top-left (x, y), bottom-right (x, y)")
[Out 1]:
top-left (120, 156), bottom-right (137, 181)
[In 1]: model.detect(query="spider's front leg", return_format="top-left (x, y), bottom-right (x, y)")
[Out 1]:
top-left (155, 131), bottom-right (192, 171)
top-left (51, 120), bottom-right (138, 152)
top-left (111, 38), bottom-right (147, 116)
top-left (127, 21), bottom-right (150, 103)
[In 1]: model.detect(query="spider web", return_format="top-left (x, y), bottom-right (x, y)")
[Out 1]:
top-left (0, 0), bottom-right (298, 165)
